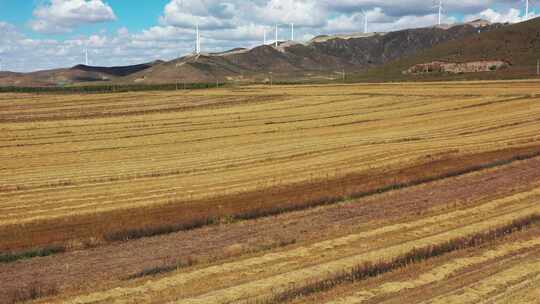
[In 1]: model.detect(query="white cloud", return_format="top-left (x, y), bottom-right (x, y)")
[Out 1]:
top-left (134, 25), bottom-right (195, 42)
top-left (253, 0), bottom-right (328, 27)
top-left (117, 27), bottom-right (129, 37)
top-left (324, 8), bottom-right (458, 34)
top-left (159, 0), bottom-right (237, 29)
top-left (325, 0), bottom-right (494, 17)
top-left (29, 0), bottom-right (116, 33)
top-left (0, 21), bottom-right (184, 72)
top-left (465, 8), bottom-right (534, 24)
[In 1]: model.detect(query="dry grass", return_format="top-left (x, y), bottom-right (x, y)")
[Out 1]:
top-left (55, 195), bottom-right (540, 304)
top-left (2, 81), bottom-right (540, 252)
top-left (125, 237), bottom-right (296, 280)
top-left (6, 281), bottom-right (59, 304)
top-left (250, 214), bottom-right (540, 304)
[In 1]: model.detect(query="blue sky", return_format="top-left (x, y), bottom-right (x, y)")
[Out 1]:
top-left (0, 1), bottom-right (169, 39)
top-left (0, 0), bottom-right (535, 72)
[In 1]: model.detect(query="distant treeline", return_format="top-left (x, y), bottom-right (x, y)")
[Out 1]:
top-left (0, 78), bottom-right (346, 94)
top-left (0, 82), bottom-right (226, 94)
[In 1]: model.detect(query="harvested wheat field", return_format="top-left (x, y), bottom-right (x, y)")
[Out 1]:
top-left (1, 80), bottom-right (540, 303)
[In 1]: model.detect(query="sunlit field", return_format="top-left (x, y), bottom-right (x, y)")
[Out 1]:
top-left (1, 81), bottom-right (540, 303)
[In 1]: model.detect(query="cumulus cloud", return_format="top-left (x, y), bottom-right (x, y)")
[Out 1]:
top-left (29, 0), bottom-right (116, 33)
top-left (465, 8), bottom-right (535, 23)
top-left (325, 0), bottom-right (493, 17)
top-left (159, 0), bottom-right (237, 29)
top-left (0, 21), bottom-right (188, 72)
top-left (324, 8), bottom-right (457, 33)
top-left (254, 0), bottom-right (328, 27)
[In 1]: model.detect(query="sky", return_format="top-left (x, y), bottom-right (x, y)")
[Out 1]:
top-left (0, 0), bottom-right (536, 72)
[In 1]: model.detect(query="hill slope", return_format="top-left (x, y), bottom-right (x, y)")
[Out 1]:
top-left (128, 20), bottom-right (503, 84)
top-left (356, 17), bottom-right (540, 81)
top-left (0, 61), bottom-right (160, 87)
top-left (0, 20), bottom-right (511, 86)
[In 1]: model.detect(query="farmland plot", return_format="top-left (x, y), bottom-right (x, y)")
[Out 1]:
top-left (1, 81), bottom-right (540, 303)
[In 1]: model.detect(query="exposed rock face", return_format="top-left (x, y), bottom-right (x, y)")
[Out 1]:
top-left (404, 60), bottom-right (510, 74)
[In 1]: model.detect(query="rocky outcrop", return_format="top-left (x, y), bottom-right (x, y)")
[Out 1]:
top-left (404, 60), bottom-right (510, 74)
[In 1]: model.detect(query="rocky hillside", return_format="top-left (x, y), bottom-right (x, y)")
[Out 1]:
top-left (355, 17), bottom-right (540, 81)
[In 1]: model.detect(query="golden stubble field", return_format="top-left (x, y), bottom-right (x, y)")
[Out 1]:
top-left (1, 80), bottom-right (540, 303)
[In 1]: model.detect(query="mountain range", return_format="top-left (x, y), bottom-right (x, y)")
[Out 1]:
top-left (1, 17), bottom-right (538, 87)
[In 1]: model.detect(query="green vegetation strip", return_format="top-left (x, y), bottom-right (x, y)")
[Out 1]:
top-left (0, 245), bottom-right (65, 264)
top-left (0, 82), bottom-right (225, 94)
top-left (250, 214), bottom-right (540, 304)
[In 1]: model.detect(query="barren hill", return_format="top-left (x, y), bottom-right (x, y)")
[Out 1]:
top-left (0, 20), bottom-right (510, 86)
top-left (128, 20), bottom-right (504, 84)
top-left (0, 61), bottom-right (159, 87)
top-left (357, 17), bottom-right (540, 81)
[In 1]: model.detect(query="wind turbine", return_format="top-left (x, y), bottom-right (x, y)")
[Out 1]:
top-left (291, 23), bottom-right (294, 41)
top-left (361, 10), bottom-right (368, 33)
top-left (275, 24), bottom-right (279, 47)
top-left (263, 27), bottom-right (267, 45)
top-left (195, 23), bottom-right (201, 54)
top-left (85, 48), bottom-right (89, 66)
top-left (524, 0), bottom-right (530, 19)
top-left (435, 0), bottom-right (443, 26)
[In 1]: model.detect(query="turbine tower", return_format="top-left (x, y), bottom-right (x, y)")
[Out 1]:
top-left (264, 27), bottom-right (267, 45)
top-left (291, 23), bottom-right (294, 41)
top-left (362, 10), bottom-right (368, 33)
top-left (85, 48), bottom-right (89, 66)
top-left (195, 23), bottom-right (201, 54)
top-left (275, 24), bottom-right (278, 47)
top-left (525, 0), bottom-right (530, 19)
top-left (436, 0), bottom-right (443, 26)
